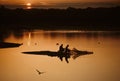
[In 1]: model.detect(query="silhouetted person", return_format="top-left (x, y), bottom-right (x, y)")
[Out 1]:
top-left (64, 44), bottom-right (70, 63)
top-left (58, 44), bottom-right (70, 63)
top-left (65, 45), bottom-right (70, 54)
top-left (58, 44), bottom-right (64, 53)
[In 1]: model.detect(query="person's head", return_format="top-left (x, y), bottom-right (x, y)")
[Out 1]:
top-left (66, 44), bottom-right (69, 47)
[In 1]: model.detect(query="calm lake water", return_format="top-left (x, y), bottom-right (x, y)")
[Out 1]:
top-left (0, 30), bottom-right (120, 81)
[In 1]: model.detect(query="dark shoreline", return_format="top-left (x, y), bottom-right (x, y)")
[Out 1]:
top-left (0, 6), bottom-right (120, 31)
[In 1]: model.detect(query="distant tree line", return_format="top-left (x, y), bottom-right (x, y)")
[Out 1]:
top-left (0, 5), bottom-right (120, 30)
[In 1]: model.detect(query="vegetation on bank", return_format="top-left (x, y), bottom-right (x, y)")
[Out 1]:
top-left (0, 5), bottom-right (120, 30)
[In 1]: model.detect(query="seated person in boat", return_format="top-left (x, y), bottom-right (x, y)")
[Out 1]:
top-left (65, 45), bottom-right (70, 54)
top-left (58, 44), bottom-right (64, 53)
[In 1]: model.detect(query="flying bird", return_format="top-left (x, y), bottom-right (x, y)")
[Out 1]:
top-left (36, 69), bottom-right (45, 75)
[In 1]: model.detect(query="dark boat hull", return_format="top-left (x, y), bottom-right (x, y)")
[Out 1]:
top-left (23, 51), bottom-right (64, 56)
top-left (0, 42), bottom-right (22, 48)
top-left (22, 50), bottom-right (93, 57)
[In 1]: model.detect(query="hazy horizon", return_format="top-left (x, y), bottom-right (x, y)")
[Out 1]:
top-left (0, 2), bottom-right (120, 9)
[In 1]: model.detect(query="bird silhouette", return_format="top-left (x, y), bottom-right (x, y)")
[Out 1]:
top-left (36, 69), bottom-right (45, 75)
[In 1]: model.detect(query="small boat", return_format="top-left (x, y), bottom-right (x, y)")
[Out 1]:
top-left (23, 51), bottom-right (66, 56)
top-left (0, 42), bottom-right (23, 48)
top-left (22, 48), bottom-right (93, 63)
top-left (22, 48), bottom-right (93, 57)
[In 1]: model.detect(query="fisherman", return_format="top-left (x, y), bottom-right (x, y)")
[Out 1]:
top-left (65, 44), bottom-right (70, 54)
top-left (59, 44), bottom-right (64, 53)
top-left (58, 44), bottom-right (70, 63)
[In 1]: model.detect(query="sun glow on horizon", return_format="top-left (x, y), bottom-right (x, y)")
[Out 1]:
top-left (26, 3), bottom-right (32, 9)
top-left (26, 3), bottom-right (31, 6)
top-left (0, 0), bottom-right (119, 9)
top-left (0, 0), bottom-right (120, 5)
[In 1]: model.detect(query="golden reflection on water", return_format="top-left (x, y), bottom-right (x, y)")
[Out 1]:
top-left (0, 30), bottom-right (120, 81)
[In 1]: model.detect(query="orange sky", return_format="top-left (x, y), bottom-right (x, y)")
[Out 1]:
top-left (0, 0), bottom-right (120, 5)
top-left (0, 0), bottom-right (120, 9)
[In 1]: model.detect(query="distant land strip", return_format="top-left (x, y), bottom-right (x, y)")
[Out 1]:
top-left (0, 5), bottom-right (120, 30)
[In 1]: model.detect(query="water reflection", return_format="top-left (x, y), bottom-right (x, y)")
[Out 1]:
top-left (1, 30), bottom-right (120, 42)
top-left (0, 30), bottom-right (24, 42)
top-left (0, 30), bottom-right (120, 81)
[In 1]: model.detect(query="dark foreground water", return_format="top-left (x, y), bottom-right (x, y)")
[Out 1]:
top-left (0, 30), bottom-right (120, 81)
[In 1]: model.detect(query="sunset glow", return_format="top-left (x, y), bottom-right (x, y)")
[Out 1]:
top-left (26, 3), bottom-right (32, 9)
top-left (26, 3), bottom-right (31, 6)
top-left (0, 0), bottom-right (120, 8)
top-left (0, 0), bottom-right (120, 5)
